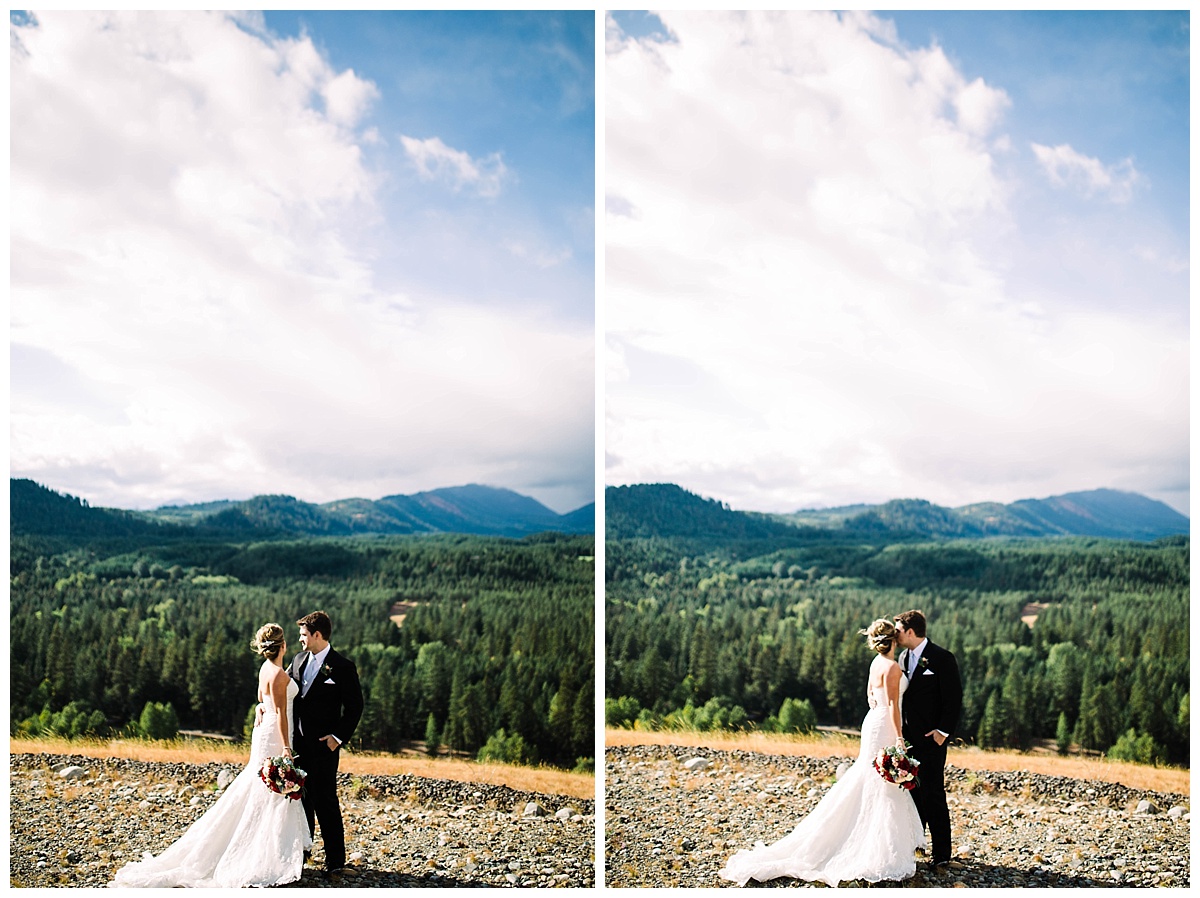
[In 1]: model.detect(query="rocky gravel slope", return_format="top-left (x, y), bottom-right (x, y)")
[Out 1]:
top-left (10, 753), bottom-right (594, 888)
top-left (605, 744), bottom-right (1188, 888)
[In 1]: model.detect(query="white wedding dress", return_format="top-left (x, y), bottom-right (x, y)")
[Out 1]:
top-left (719, 662), bottom-right (925, 886)
top-left (111, 668), bottom-right (312, 888)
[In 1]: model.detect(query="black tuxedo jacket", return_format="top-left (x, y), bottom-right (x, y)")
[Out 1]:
top-left (289, 647), bottom-right (364, 747)
top-left (899, 640), bottom-right (962, 741)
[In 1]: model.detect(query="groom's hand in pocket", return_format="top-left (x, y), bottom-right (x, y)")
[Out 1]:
top-left (925, 729), bottom-right (947, 746)
top-left (320, 734), bottom-right (340, 752)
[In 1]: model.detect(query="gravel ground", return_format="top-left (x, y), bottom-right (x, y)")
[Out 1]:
top-left (11, 753), bottom-right (595, 888)
top-left (605, 744), bottom-right (1189, 888)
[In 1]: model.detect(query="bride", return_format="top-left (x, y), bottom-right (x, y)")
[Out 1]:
top-left (719, 618), bottom-right (924, 886)
top-left (111, 623), bottom-right (312, 888)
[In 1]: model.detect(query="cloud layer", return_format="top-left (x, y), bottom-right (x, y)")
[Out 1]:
top-left (11, 11), bottom-right (593, 513)
top-left (1031, 142), bottom-right (1142, 203)
top-left (605, 11), bottom-right (1187, 514)
top-left (401, 135), bottom-right (509, 198)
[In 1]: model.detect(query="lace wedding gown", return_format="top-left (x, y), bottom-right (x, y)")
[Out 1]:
top-left (719, 662), bottom-right (925, 886)
top-left (111, 668), bottom-right (312, 888)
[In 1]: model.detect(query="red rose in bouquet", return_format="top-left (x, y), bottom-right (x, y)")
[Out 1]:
top-left (259, 755), bottom-right (307, 800)
top-left (873, 744), bottom-right (920, 790)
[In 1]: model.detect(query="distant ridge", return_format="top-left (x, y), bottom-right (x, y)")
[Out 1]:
top-left (605, 483), bottom-right (799, 541)
top-left (11, 479), bottom-right (593, 540)
top-left (10, 478), bottom-right (169, 538)
top-left (782, 488), bottom-right (1188, 541)
top-left (607, 483), bottom-right (1187, 543)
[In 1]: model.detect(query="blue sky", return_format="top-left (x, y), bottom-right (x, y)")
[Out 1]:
top-left (606, 11), bottom-right (1189, 515)
top-left (889, 11), bottom-right (1189, 323)
top-left (11, 10), bottom-right (594, 513)
top-left (262, 10), bottom-right (595, 321)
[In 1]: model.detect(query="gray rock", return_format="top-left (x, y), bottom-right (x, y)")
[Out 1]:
top-left (521, 801), bottom-right (546, 817)
top-left (682, 757), bottom-right (709, 772)
top-left (216, 768), bottom-right (236, 790)
top-left (555, 806), bottom-right (578, 820)
top-left (1167, 805), bottom-right (1187, 819)
top-left (58, 766), bottom-right (87, 780)
top-left (1136, 799), bottom-right (1159, 815)
top-left (835, 761), bottom-right (852, 780)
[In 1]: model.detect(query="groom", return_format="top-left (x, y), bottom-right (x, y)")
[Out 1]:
top-left (290, 610), bottom-right (363, 875)
top-left (894, 610), bottom-right (962, 872)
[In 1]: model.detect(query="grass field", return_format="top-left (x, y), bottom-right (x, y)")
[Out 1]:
top-left (605, 728), bottom-right (1190, 796)
top-left (10, 736), bottom-right (595, 800)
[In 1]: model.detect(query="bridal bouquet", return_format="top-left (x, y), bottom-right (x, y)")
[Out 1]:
top-left (260, 755), bottom-right (307, 800)
top-left (873, 744), bottom-right (920, 790)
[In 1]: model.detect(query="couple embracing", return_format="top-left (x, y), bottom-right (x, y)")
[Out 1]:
top-left (112, 611), bottom-right (364, 888)
top-left (720, 610), bottom-right (963, 887)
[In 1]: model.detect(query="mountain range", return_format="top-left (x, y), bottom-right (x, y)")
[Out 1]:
top-left (607, 483), bottom-right (1188, 542)
top-left (11, 478), bottom-right (594, 540)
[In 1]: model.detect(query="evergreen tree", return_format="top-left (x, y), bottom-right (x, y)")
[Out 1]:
top-left (424, 713), bottom-right (441, 756)
top-left (1055, 711), bottom-right (1071, 755)
top-left (976, 690), bottom-right (1002, 749)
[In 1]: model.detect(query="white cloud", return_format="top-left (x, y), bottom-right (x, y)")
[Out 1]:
top-left (323, 68), bottom-right (380, 128)
top-left (10, 11), bottom-right (591, 512)
top-left (505, 240), bottom-right (573, 269)
top-left (400, 135), bottom-right (508, 198)
top-left (606, 11), bottom-right (1187, 513)
top-left (1135, 244), bottom-right (1189, 274)
top-left (1031, 142), bottom-right (1142, 203)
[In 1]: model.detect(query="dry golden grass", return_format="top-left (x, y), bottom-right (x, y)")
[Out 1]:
top-left (606, 727), bottom-right (861, 758)
top-left (11, 736), bottom-right (595, 800)
top-left (605, 728), bottom-right (1189, 796)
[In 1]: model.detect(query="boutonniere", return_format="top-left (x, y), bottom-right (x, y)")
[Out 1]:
top-left (321, 662), bottom-right (334, 679)
top-left (917, 656), bottom-right (931, 672)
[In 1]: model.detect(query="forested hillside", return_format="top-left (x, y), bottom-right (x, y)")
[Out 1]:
top-left (12, 478), bottom-right (593, 541)
top-left (11, 532), bottom-right (594, 770)
top-left (606, 486), bottom-right (1189, 767)
top-left (779, 488), bottom-right (1189, 541)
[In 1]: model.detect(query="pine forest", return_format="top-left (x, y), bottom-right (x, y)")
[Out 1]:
top-left (11, 529), bottom-right (595, 772)
top-left (605, 488), bottom-right (1188, 768)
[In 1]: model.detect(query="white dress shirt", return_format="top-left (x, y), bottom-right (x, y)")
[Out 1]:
top-left (905, 638), bottom-right (947, 739)
top-left (302, 645), bottom-right (331, 697)
top-left (905, 638), bottom-right (928, 678)
top-left (299, 645), bottom-right (340, 744)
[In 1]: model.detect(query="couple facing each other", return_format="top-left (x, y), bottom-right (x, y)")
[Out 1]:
top-left (720, 610), bottom-right (963, 887)
top-left (111, 611), bottom-right (364, 888)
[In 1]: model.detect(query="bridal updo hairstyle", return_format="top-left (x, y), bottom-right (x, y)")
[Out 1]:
top-left (251, 622), bottom-right (286, 659)
top-left (859, 618), bottom-right (897, 655)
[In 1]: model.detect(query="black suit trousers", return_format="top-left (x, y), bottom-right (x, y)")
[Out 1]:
top-left (297, 732), bottom-right (345, 869)
top-left (907, 733), bottom-right (950, 863)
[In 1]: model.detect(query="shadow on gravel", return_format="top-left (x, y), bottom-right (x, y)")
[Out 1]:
top-left (737, 860), bottom-right (1120, 889)
top-left (279, 868), bottom-right (490, 888)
